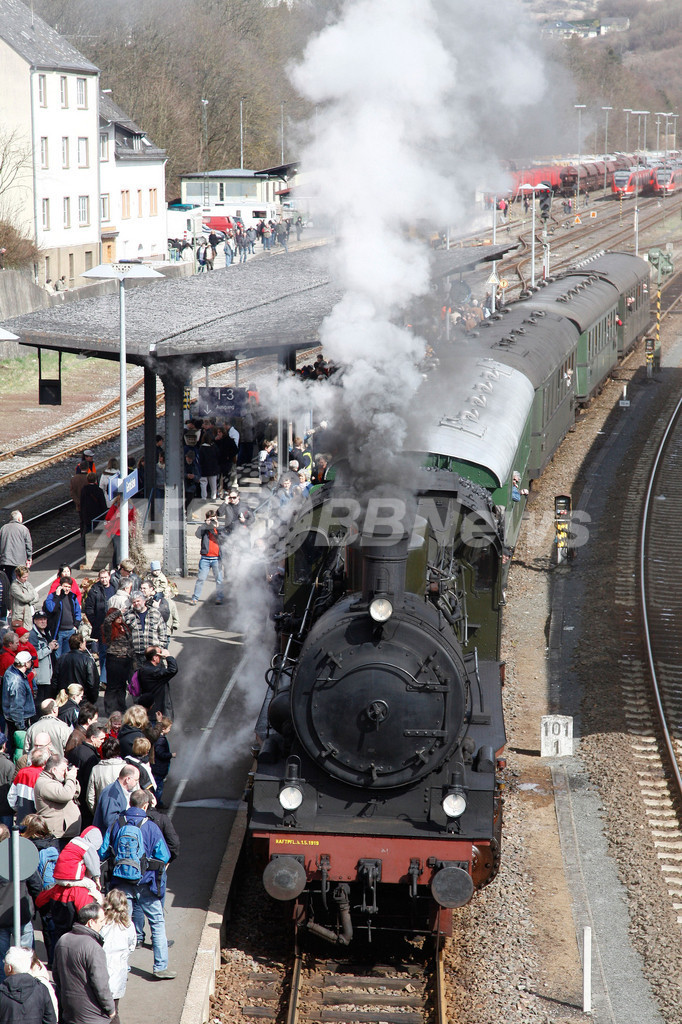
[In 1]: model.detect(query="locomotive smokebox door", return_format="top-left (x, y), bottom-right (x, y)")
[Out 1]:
top-left (554, 495), bottom-right (571, 564)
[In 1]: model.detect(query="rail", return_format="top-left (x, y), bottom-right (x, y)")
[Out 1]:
top-left (639, 392), bottom-right (682, 798)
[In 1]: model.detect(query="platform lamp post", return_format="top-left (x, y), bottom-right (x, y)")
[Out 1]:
top-left (632, 111), bottom-right (648, 257)
top-left (602, 106), bottom-right (612, 194)
top-left (82, 262), bottom-right (164, 563)
top-left (240, 96), bottom-right (246, 170)
top-left (672, 113), bottom-right (679, 154)
top-left (623, 108), bottom-right (632, 153)
top-left (575, 104), bottom-right (586, 207)
top-left (280, 101), bottom-right (286, 164)
top-left (519, 184), bottom-right (538, 288)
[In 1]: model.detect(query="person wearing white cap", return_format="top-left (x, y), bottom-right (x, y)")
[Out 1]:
top-left (2, 650), bottom-right (35, 758)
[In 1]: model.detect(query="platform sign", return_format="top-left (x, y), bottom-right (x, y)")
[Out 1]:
top-left (121, 469), bottom-right (139, 500)
top-left (198, 386), bottom-right (247, 416)
top-left (574, 216), bottom-right (582, 224)
top-left (499, 278), bottom-right (509, 289)
top-left (107, 474), bottom-right (121, 503)
top-left (486, 269), bottom-right (500, 287)
top-left (541, 715), bottom-right (573, 757)
top-left (589, 211), bottom-right (597, 218)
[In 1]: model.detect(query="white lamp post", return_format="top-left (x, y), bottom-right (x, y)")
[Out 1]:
top-left (623, 108), bottom-right (632, 153)
top-left (82, 262), bottom-right (163, 563)
top-left (575, 104), bottom-right (586, 206)
top-left (519, 184), bottom-right (538, 288)
top-left (240, 96), bottom-right (246, 170)
top-left (602, 106), bottom-right (612, 193)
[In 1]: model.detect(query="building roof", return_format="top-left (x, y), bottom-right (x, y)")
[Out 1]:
top-left (0, 0), bottom-right (98, 73)
top-left (99, 91), bottom-right (142, 134)
top-left (181, 169), bottom-right (263, 180)
top-left (1, 242), bottom-right (515, 371)
top-left (99, 90), bottom-right (166, 161)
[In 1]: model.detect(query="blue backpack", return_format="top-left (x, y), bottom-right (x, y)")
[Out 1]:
top-left (38, 846), bottom-right (59, 890)
top-left (111, 814), bottom-right (148, 883)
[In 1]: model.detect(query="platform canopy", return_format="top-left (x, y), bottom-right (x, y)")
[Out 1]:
top-left (1, 241), bottom-right (517, 373)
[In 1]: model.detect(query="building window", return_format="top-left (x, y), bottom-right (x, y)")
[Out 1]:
top-left (69, 253), bottom-right (75, 281)
top-left (76, 77), bottom-right (87, 108)
top-left (63, 197), bottom-right (70, 228)
top-left (38, 74), bottom-right (46, 107)
top-left (149, 188), bottom-right (158, 216)
top-left (78, 195), bottom-right (89, 226)
top-left (40, 137), bottom-right (48, 169)
top-left (60, 76), bottom-right (68, 108)
top-left (61, 137), bottom-right (69, 169)
top-left (77, 137), bottom-right (89, 167)
top-left (45, 256), bottom-right (50, 280)
top-left (137, 189), bottom-right (143, 217)
top-left (84, 251), bottom-right (93, 271)
top-left (121, 190), bottom-right (130, 219)
top-left (100, 194), bottom-right (110, 222)
top-left (41, 198), bottom-right (50, 230)
top-left (219, 183), bottom-right (224, 201)
top-left (99, 134), bottom-right (108, 161)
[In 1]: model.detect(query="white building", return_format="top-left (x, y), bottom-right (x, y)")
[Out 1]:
top-left (0, 0), bottom-right (168, 283)
top-left (0, 0), bottom-right (100, 285)
top-left (180, 169), bottom-right (282, 229)
top-left (99, 92), bottom-right (167, 263)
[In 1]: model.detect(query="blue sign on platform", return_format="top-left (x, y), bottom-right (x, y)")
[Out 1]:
top-left (121, 469), bottom-right (139, 500)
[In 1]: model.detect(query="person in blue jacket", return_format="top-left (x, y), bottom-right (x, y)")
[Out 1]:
top-left (44, 578), bottom-right (82, 658)
top-left (98, 790), bottom-right (175, 979)
top-left (2, 651), bottom-right (35, 757)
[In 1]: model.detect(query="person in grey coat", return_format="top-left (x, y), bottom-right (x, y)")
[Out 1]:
top-left (9, 568), bottom-right (38, 631)
top-left (27, 613), bottom-right (59, 705)
top-left (0, 512), bottom-right (32, 579)
top-left (52, 903), bottom-right (115, 1024)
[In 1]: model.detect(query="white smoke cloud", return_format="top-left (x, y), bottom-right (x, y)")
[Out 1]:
top-left (184, 0), bottom-right (549, 777)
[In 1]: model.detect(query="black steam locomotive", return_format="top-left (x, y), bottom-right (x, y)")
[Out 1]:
top-left (247, 251), bottom-right (651, 942)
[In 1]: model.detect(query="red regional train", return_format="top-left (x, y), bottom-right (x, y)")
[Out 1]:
top-left (611, 166), bottom-right (656, 197)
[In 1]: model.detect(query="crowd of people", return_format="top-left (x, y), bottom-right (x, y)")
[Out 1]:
top-left (0, 546), bottom-right (182, 1015)
top-left (170, 215), bottom-right (305, 271)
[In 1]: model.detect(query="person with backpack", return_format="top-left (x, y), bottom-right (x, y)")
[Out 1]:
top-left (98, 790), bottom-right (175, 979)
top-left (22, 814), bottom-right (59, 966)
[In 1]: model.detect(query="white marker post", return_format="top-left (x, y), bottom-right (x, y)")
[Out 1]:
top-left (583, 925), bottom-right (592, 1013)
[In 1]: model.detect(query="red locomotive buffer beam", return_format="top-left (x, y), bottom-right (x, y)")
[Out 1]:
top-left (254, 831), bottom-right (498, 933)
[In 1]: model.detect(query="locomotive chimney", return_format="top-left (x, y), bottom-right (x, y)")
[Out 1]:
top-left (360, 526), bottom-right (409, 611)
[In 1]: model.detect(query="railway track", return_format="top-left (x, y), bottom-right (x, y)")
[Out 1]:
top-left (0, 346), bottom-right (321, 489)
top-left (498, 193), bottom-right (682, 295)
top-left (241, 934), bottom-right (448, 1024)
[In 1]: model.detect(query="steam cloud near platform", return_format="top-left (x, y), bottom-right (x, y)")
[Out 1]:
top-left (262, 0), bottom-right (548, 493)
top-left (193, 0), bottom-right (548, 764)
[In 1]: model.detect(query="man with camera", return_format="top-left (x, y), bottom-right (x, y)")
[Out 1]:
top-left (33, 754), bottom-right (82, 840)
top-left (189, 510), bottom-right (227, 607)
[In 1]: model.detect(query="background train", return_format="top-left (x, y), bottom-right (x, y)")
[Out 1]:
top-left (247, 251), bottom-right (651, 943)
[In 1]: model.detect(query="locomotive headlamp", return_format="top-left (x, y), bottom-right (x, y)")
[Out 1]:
top-left (279, 756), bottom-right (304, 812)
top-left (369, 597), bottom-right (393, 623)
top-left (442, 790), bottom-right (467, 818)
top-left (279, 785), bottom-right (303, 811)
top-left (442, 764), bottom-right (467, 818)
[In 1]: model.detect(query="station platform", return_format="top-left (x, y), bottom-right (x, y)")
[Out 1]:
top-left (28, 535), bottom-right (260, 1024)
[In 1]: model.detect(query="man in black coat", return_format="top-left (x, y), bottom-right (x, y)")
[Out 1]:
top-left (137, 646), bottom-right (178, 719)
top-left (52, 903), bottom-right (114, 1024)
top-left (83, 569), bottom-right (116, 686)
top-left (52, 634), bottom-right (99, 704)
top-left (0, 946), bottom-right (56, 1024)
top-left (67, 724), bottom-right (105, 824)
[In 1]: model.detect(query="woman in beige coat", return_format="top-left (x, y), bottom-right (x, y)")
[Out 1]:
top-left (33, 755), bottom-right (81, 839)
top-left (10, 567), bottom-right (38, 630)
